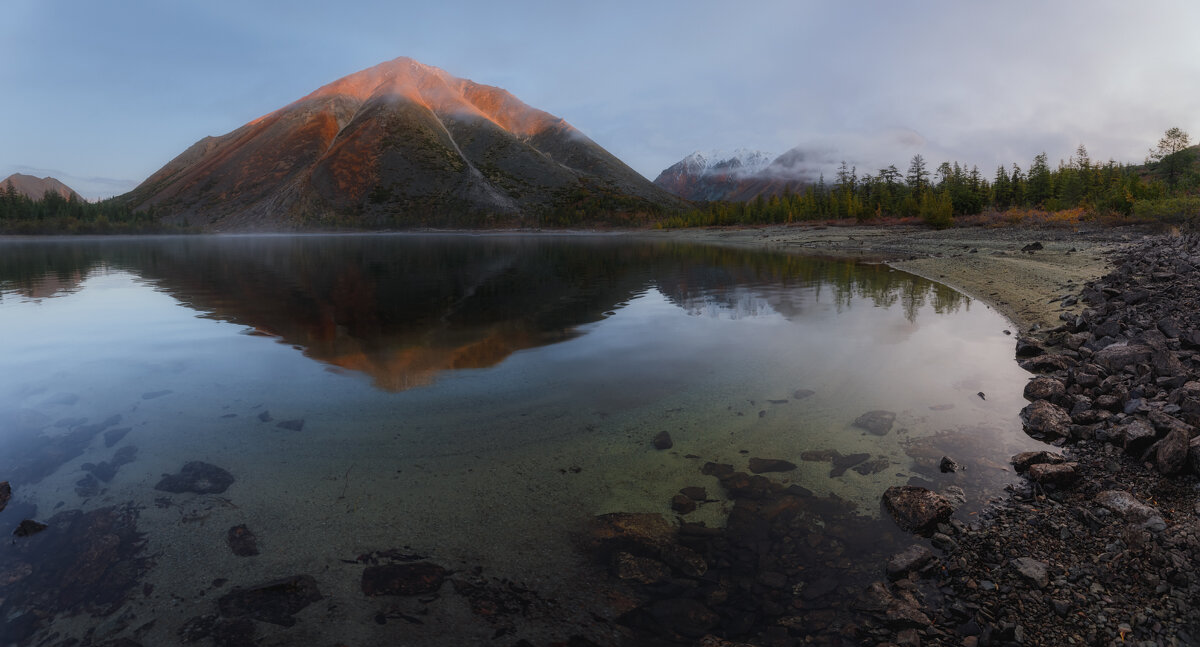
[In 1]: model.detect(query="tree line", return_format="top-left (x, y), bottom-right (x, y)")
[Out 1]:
top-left (0, 184), bottom-right (178, 234)
top-left (661, 128), bottom-right (1199, 229)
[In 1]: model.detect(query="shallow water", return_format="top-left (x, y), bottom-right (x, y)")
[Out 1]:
top-left (0, 234), bottom-right (1046, 645)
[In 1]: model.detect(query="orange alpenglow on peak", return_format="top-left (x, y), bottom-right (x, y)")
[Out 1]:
top-left (125, 57), bottom-right (680, 231)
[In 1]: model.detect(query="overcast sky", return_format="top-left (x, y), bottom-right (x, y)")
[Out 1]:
top-left (3, 0), bottom-right (1199, 199)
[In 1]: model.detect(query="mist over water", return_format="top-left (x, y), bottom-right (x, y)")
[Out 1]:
top-left (0, 234), bottom-right (1044, 645)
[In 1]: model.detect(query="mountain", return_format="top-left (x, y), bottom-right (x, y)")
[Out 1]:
top-left (124, 57), bottom-right (683, 230)
top-left (1, 174), bottom-right (81, 201)
top-left (653, 147), bottom-right (821, 202)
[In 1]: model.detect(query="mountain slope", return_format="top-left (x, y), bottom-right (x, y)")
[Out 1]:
top-left (125, 57), bottom-right (682, 230)
top-left (1, 174), bottom-right (81, 201)
top-left (654, 148), bottom-right (820, 202)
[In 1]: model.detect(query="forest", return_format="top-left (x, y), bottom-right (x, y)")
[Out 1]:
top-left (0, 185), bottom-right (176, 234)
top-left (660, 127), bottom-right (1200, 229)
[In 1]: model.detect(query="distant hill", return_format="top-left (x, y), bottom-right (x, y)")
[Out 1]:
top-left (653, 148), bottom-right (820, 202)
top-left (123, 57), bottom-right (683, 230)
top-left (1, 174), bottom-right (81, 201)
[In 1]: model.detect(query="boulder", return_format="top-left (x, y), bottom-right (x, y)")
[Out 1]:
top-left (1121, 419), bottom-right (1159, 456)
top-left (853, 410), bottom-right (896, 436)
top-left (1015, 338), bottom-right (1045, 358)
top-left (1027, 462), bottom-right (1078, 487)
top-left (1023, 376), bottom-right (1066, 402)
top-left (1094, 490), bottom-right (1166, 532)
top-left (1093, 343), bottom-right (1153, 374)
top-left (1020, 401), bottom-right (1072, 439)
top-left (882, 486), bottom-right (953, 534)
top-left (1151, 428), bottom-right (1190, 475)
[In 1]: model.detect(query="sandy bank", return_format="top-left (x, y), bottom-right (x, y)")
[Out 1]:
top-left (635, 224), bottom-right (1140, 333)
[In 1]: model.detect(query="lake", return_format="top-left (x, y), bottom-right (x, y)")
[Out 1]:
top-left (0, 234), bottom-right (1045, 645)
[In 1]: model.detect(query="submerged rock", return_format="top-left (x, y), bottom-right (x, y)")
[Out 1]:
top-left (155, 461), bottom-right (235, 494)
top-left (829, 452), bottom-right (870, 477)
top-left (886, 544), bottom-right (935, 580)
top-left (652, 430), bottom-right (673, 450)
top-left (792, 389), bottom-right (815, 400)
top-left (276, 419), bottom-right (305, 432)
top-left (13, 519), bottom-right (48, 537)
top-left (217, 574), bottom-right (322, 626)
top-left (227, 524), bottom-right (260, 557)
top-left (853, 410), bottom-right (896, 436)
top-left (0, 481), bottom-right (9, 512)
top-left (748, 457), bottom-right (796, 473)
top-left (361, 562), bottom-right (446, 596)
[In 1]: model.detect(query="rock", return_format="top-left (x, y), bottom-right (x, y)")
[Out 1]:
top-left (660, 544), bottom-right (708, 577)
top-left (852, 456), bottom-right (890, 475)
top-left (216, 575), bottom-right (322, 626)
top-left (679, 486), bottom-right (706, 501)
top-left (886, 544), bottom-right (935, 580)
top-left (1152, 350), bottom-right (1186, 377)
top-left (700, 462), bottom-right (733, 477)
top-left (1021, 242), bottom-right (1044, 252)
top-left (853, 410), bottom-right (896, 436)
top-left (747, 457), bottom-right (796, 473)
top-left (257, 410), bottom-right (272, 422)
top-left (896, 627), bottom-right (922, 647)
top-left (103, 427), bottom-right (130, 447)
top-left (939, 456), bottom-right (960, 473)
top-left (1023, 376), bottom-right (1066, 402)
top-left (1095, 490), bottom-right (1166, 532)
top-left (0, 481), bottom-right (9, 513)
top-left (652, 431), bottom-right (673, 450)
top-left (361, 562), bottom-right (446, 596)
top-left (13, 519), bottom-right (48, 537)
top-left (931, 532), bottom-right (959, 552)
top-left (670, 494), bottom-right (696, 514)
top-left (1015, 338), bottom-right (1044, 357)
top-left (154, 461), bottom-right (235, 494)
top-left (1019, 354), bottom-right (1073, 373)
top-left (800, 449), bottom-right (837, 462)
top-left (1093, 343), bottom-right (1154, 373)
top-left (1027, 462), bottom-right (1078, 486)
top-left (1011, 450), bottom-right (1065, 473)
top-left (1121, 419), bottom-right (1159, 456)
top-left (792, 389), bottom-right (815, 400)
top-left (613, 552), bottom-right (670, 584)
top-left (1020, 400), bottom-right (1072, 439)
top-left (226, 525), bottom-right (260, 557)
top-left (886, 600), bottom-right (933, 629)
top-left (1010, 557), bottom-right (1049, 589)
top-left (1151, 428), bottom-right (1190, 475)
top-left (648, 598), bottom-right (718, 638)
top-left (1189, 435), bottom-right (1200, 474)
top-left (882, 486), bottom-right (953, 534)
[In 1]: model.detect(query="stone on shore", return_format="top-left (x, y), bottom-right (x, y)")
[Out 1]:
top-left (886, 544), bottom-right (935, 580)
top-left (1027, 461), bottom-right (1078, 487)
top-left (1009, 557), bottom-right (1049, 589)
top-left (882, 486), bottom-right (953, 534)
top-left (1019, 400), bottom-right (1072, 439)
top-left (1011, 450), bottom-right (1065, 473)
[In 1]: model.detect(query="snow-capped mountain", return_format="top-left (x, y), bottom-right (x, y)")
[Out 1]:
top-left (654, 148), bottom-right (816, 202)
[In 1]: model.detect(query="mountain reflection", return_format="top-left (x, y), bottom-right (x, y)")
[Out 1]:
top-left (0, 235), bottom-right (966, 391)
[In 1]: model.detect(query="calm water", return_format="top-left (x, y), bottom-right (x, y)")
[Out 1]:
top-left (0, 234), bottom-right (1045, 645)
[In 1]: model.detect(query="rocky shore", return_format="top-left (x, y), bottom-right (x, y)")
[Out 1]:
top-left (593, 226), bottom-right (1200, 647)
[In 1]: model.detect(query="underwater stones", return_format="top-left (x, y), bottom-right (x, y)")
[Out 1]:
top-left (103, 426), bottom-right (130, 447)
top-left (852, 456), bottom-right (890, 476)
top-left (275, 419), bottom-right (304, 432)
top-left (652, 430), bottom-right (673, 450)
top-left (585, 512), bottom-right (675, 553)
top-left (0, 481), bottom-right (9, 512)
top-left (155, 461), bottom-right (235, 494)
top-left (747, 457), bottom-right (796, 473)
top-left (13, 519), bottom-right (48, 537)
top-left (217, 574), bottom-right (322, 626)
top-left (853, 410), bottom-right (896, 436)
top-left (75, 473), bottom-right (100, 497)
top-left (670, 494), bottom-right (696, 514)
top-left (614, 552), bottom-right (670, 584)
top-left (829, 452), bottom-right (870, 477)
top-left (700, 462), bottom-right (733, 478)
top-left (792, 389), bottom-right (815, 400)
top-left (939, 456), bottom-right (960, 473)
top-left (882, 486), bottom-right (953, 535)
top-left (141, 390), bottom-right (172, 400)
top-left (647, 598), bottom-right (719, 638)
top-left (361, 562), bottom-right (446, 596)
top-left (1020, 400), bottom-right (1072, 439)
top-left (886, 544), bottom-right (935, 580)
top-left (227, 525), bottom-right (260, 557)
top-left (679, 486), bottom-right (707, 501)
top-left (257, 410), bottom-right (272, 422)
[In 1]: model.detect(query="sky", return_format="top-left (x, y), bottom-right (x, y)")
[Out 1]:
top-left (3, 0), bottom-right (1200, 200)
